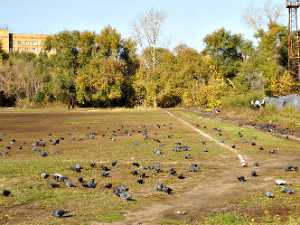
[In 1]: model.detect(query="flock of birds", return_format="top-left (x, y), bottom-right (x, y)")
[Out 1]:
top-left (1, 117), bottom-right (299, 220)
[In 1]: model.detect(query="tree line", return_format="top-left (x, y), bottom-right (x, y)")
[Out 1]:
top-left (0, 5), bottom-right (298, 108)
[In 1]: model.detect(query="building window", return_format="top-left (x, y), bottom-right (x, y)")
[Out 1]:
top-left (9, 40), bottom-right (13, 45)
top-left (32, 48), bottom-right (37, 52)
top-left (41, 48), bottom-right (44, 52)
top-left (32, 41), bottom-right (37, 45)
top-left (18, 48), bottom-right (22, 52)
top-left (25, 41), bottom-right (29, 45)
top-left (9, 48), bottom-right (14, 52)
top-left (18, 41), bottom-right (21, 45)
top-left (41, 41), bottom-right (44, 45)
top-left (25, 48), bottom-right (29, 52)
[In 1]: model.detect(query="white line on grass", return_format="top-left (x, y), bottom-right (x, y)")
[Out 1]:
top-left (166, 111), bottom-right (247, 165)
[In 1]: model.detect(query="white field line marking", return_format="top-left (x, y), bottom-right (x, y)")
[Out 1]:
top-left (166, 111), bottom-right (246, 164)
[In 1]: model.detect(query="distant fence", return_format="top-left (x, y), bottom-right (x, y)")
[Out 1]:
top-left (264, 94), bottom-right (300, 110)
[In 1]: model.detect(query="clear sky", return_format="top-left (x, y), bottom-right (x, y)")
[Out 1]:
top-left (0, 0), bottom-right (288, 52)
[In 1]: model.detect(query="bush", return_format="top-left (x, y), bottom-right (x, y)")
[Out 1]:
top-left (220, 92), bottom-right (263, 109)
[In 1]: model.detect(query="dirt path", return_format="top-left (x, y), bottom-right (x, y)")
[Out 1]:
top-left (92, 109), bottom-right (300, 225)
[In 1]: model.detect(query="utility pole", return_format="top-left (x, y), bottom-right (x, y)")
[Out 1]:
top-left (286, 0), bottom-right (300, 81)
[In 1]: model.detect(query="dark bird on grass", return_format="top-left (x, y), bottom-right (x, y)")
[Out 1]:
top-left (159, 143), bottom-right (165, 147)
top-left (293, 166), bottom-right (298, 171)
top-left (111, 161), bottom-right (117, 167)
top-left (87, 178), bottom-right (95, 188)
top-left (120, 191), bottom-right (132, 200)
top-left (242, 140), bottom-right (247, 143)
top-left (114, 187), bottom-right (120, 195)
top-left (175, 142), bottom-right (181, 146)
top-left (18, 146), bottom-right (22, 150)
top-left (71, 167), bottom-right (81, 172)
top-left (131, 170), bottom-right (138, 175)
top-left (78, 177), bottom-right (83, 183)
top-left (148, 165), bottom-right (154, 170)
top-left (237, 176), bottom-right (245, 182)
top-left (153, 149), bottom-right (162, 155)
top-left (259, 146), bottom-right (264, 150)
top-left (40, 151), bottom-right (48, 157)
top-left (101, 166), bottom-right (109, 171)
top-left (105, 183), bottom-right (112, 188)
top-left (253, 162), bottom-right (259, 167)
top-left (52, 209), bottom-right (70, 218)
top-left (269, 149), bottom-right (276, 154)
top-left (188, 165), bottom-right (198, 172)
top-left (119, 182), bottom-right (127, 191)
top-left (82, 183), bottom-right (89, 188)
top-left (110, 138), bottom-right (116, 141)
top-left (263, 191), bottom-right (274, 198)
top-left (231, 145), bottom-right (235, 149)
top-left (101, 172), bottom-right (109, 177)
top-left (152, 167), bottom-right (160, 173)
top-left (132, 162), bottom-right (139, 167)
top-left (6, 146), bottom-right (11, 150)
top-left (132, 142), bottom-right (138, 145)
top-left (140, 172), bottom-right (146, 178)
top-left (280, 187), bottom-right (294, 194)
top-left (54, 150), bottom-right (61, 154)
top-left (47, 180), bottom-right (59, 188)
top-left (178, 173), bottom-right (185, 179)
top-left (154, 139), bottom-right (160, 143)
top-left (1, 152), bottom-right (8, 155)
top-left (65, 180), bottom-right (76, 187)
top-left (170, 169), bottom-right (176, 175)
top-left (181, 146), bottom-right (189, 151)
top-left (52, 174), bottom-right (68, 182)
top-left (251, 142), bottom-right (256, 146)
top-left (284, 166), bottom-right (293, 172)
top-left (252, 136), bottom-right (257, 139)
top-left (184, 154), bottom-right (191, 159)
top-left (172, 146), bottom-right (181, 152)
top-left (219, 140), bottom-right (226, 143)
top-left (251, 171), bottom-right (257, 177)
top-left (41, 171), bottom-right (48, 179)
top-left (162, 186), bottom-right (172, 194)
top-left (3, 190), bottom-right (11, 196)
top-left (137, 179), bottom-right (144, 184)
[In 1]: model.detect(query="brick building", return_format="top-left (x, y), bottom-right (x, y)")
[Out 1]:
top-left (0, 29), bottom-right (53, 55)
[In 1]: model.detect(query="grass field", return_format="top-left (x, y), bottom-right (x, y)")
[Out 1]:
top-left (0, 108), bottom-right (300, 225)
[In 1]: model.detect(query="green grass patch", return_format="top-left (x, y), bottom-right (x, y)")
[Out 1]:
top-left (97, 213), bottom-right (124, 222)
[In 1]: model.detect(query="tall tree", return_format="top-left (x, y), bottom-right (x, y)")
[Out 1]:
top-left (202, 28), bottom-right (250, 78)
top-left (131, 8), bottom-right (166, 69)
top-left (44, 30), bottom-right (80, 103)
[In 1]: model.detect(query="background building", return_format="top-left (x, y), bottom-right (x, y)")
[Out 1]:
top-left (0, 29), bottom-right (53, 55)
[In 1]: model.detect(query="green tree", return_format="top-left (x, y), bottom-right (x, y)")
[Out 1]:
top-left (202, 28), bottom-right (250, 79)
top-left (44, 30), bottom-right (80, 103)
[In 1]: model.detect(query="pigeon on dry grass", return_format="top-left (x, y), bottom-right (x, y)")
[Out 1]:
top-left (52, 209), bottom-right (70, 218)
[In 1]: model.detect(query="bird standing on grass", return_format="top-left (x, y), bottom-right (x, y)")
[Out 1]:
top-left (52, 209), bottom-right (70, 218)
top-left (263, 191), bottom-right (273, 198)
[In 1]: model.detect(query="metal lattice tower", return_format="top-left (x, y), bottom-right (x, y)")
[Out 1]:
top-left (286, 0), bottom-right (300, 81)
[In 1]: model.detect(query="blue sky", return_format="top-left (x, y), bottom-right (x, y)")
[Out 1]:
top-left (0, 0), bottom-right (287, 51)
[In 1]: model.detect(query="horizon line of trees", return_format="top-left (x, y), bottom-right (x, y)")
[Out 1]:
top-left (0, 5), bottom-right (299, 108)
